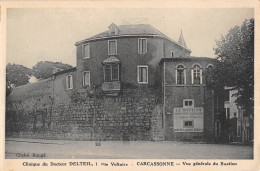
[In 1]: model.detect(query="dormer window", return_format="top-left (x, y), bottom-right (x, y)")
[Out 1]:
top-left (111, 27), bottom-right (116, 35)
top-left (108, 23), bottom-right (119, 35)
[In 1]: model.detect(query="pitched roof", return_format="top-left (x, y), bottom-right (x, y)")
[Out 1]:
top-left (86, 24), bottom-right (165, 40)
top-left (75, 24), bottom-right (191, 52)
top-left (102, 56), bottom-right (120, 64)
top-left (7, 78), bottom-right (52, 102)
top-left (53, 67), bottom-right (77, 76)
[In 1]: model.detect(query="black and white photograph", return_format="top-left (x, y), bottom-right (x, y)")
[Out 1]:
top-left (1, 1), bottom-right (258, 170)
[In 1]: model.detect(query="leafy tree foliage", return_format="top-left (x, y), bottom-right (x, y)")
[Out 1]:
top-left (6, 63), bottom-right (32, 87)
top-left (6, 63), bottom-right (33, 97)
top-left (213, 18), bottom-right (254, 116)
top-left (32, 61), bottom-right (73, 79)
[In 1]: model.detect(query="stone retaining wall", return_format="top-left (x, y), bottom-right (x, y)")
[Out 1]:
top-left (6, 86), bottom-right (163, 141)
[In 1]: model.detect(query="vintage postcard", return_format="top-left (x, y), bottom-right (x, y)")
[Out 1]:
top-left (0, 0), bottom-right (259, 171)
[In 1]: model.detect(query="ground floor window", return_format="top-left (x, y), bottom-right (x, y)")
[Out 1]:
top-left (66, 75), bottom-right (73, 90)
top-left (104, 64), bottom-right (119, 82)
top-left (82, 71), bottom-right (90, 86)
top-left (184, 120), bottom-right (193, 128)
top-left (137, 65), bottom-right (148, 84)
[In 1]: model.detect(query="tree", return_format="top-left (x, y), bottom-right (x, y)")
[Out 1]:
top-left (32, 61), bottom-right (73, 79)
top-left (6, 63), bottom-right (33, 87)
top-left (6, 63), bottom-right (33, 97)
top-left (213, 18), bottom-right (254, 116)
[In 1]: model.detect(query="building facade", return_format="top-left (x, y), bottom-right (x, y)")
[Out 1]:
top-left (160, 57), bottom-right (218, 141)
top-left (223, 87), bottom-right (253, 142)
top-left (6, 23), bottom-right (224, 142)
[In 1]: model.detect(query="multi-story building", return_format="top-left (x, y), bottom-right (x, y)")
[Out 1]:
top-left (223, 87), bottom-right (252, 142)
top-left (6, 23), bottom-right (223, 142)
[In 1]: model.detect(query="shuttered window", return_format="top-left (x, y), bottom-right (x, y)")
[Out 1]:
top-left (137, 66), bottom-right (148, 84)
top-left (82, 71), bottom-right (90, 86)
top-left (138, 38), bottom-right (147, 54)
top-left (108, 40), bottom-right (117, 55)
top-left (83, 44), bottom-right (90, 59)
top-left (66, 75), bottom-right (73, 90)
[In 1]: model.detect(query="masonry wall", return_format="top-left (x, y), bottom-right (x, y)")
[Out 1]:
top-left (76, 36), bottom-right (190, 88)
top-left (6, 86), bottom-right (163, 141)
top-left (162, 58), bottom-right (216, 142)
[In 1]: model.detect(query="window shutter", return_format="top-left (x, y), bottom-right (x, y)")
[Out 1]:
top-left (144, 39), bottom-right (147, 53)
top-left (85, 72), bottom-right (90, 86)
top-left (138, 39), bottom-right (141, 53)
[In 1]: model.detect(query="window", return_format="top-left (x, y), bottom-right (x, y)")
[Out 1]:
top-left (191, 64), bottom-right (202, 84)
top-left (137, 66), bottom-right (148, 84)
top-left (110, 27), bottom-right (116, 35)
top-left (83, 44), bottom-right (90, 59)
top-left (207, 64), bottom-right (213, 71)
top-left (176, 65), bottom-right (186, 84)
top-left (82, 71), bottom-right (90, 86)
top-left (104, 64), bottom-right (119, 82)
top-left (66, 75), bottom-right (73, 90)
top-left (112, 64), bottom-right (119, 80)
top-left (184, 121), bottom-right (193, 128)
top-left (206, 64), bottom-right (213, 84)
top-left (234, 112), bottom-right (237, 118)
top-left (138, 38), bottom-right (147, 54)
top-left (108, 40), bottom-right (117, 55)
top-left (183, 99), bottom-right (194, 108)
top-left (171, 51), bottom-right (174, 57)
top-left (226, 108), bottom-right (230, 119)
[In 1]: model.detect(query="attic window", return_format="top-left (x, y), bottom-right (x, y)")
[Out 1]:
top-left (109, 24), bottom-right (118, 35)
top-left (111, 27), bottom-right (116, 35)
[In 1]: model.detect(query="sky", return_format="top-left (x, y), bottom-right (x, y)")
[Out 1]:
top-left (6, 8), bottom-right (254, 68)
